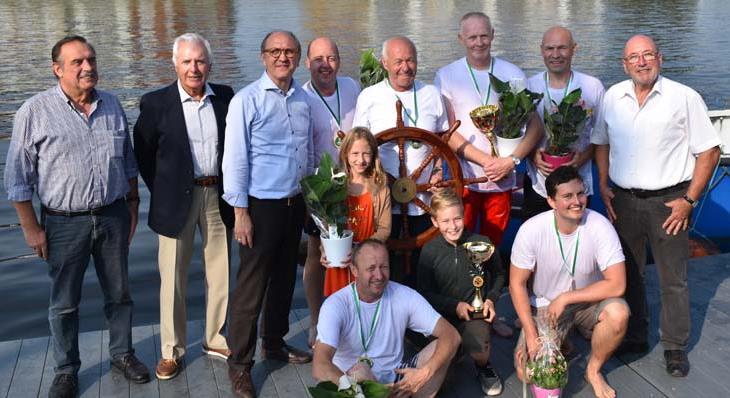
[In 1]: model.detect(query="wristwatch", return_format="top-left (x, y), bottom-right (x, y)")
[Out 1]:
top-left (683, 194), bottom-right (698, 208)
top-left (510, 155), bottom-right (521, 166)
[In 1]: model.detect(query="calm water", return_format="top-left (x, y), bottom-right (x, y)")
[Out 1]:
top-left (0, 0), bottom-right (729, 340)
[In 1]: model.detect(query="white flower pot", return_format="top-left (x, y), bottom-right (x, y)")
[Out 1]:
top-left (496, 133), bottom-right (524, 156)
top-left (321, 230), bottom-right (354, 268)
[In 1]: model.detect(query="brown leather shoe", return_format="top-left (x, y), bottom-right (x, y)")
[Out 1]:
top-left (155, 358), bottom-right (180, 380)
top-left (228, 366), bottom-right (255, 398)
top-left (262, 344), bottom-right (312, 364)
top-left (202, 345), bottom-right (231, 360)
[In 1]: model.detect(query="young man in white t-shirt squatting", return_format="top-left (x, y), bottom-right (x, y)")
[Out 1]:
top-left (509, 166), bottom-right (629, 398)
top-left (312, 239), bottom-right (460, 398)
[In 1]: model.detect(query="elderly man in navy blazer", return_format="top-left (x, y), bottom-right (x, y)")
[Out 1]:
top-left (133, 32), bottom-right (234, 381)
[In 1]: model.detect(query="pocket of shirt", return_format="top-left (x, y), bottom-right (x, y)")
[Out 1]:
top-left (109, 130), bottom-right (127, 158)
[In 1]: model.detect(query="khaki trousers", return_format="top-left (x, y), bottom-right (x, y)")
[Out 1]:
top-left (158, 185), bottom-right (231, 359)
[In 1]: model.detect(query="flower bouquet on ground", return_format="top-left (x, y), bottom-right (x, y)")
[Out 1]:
top-left (300, 153), bottom-right (352, 268)
top-left (542, 88), bottom-right (588, 169)
top-left (308, 374), bottom-right (390, 398)
top-left (489, 74), bottom-right (544, 156)
top-left (526, 316), bottom-right (568, 398)
top-left (359, 49), bottom-right (388, 88)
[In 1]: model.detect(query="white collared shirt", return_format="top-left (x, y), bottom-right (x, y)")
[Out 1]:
top-left (591, 76), bottom-right (720, 190)
top-left (178, 81), bottom-right (218, 178)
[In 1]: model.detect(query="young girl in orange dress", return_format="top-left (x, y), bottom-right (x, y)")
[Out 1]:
top-left (321, 127), bottom-right (391, 295)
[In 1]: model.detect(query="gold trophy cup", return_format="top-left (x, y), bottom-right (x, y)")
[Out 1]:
top-left (462, 241), bottom-right (496, 319)
top-left (469, 105), bottom-right (501, 158)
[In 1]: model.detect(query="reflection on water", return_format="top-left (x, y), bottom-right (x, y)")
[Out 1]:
top-left (0, 0), bottom-right (729, 341)
top-left (0, 0), bottom-right (729, 136)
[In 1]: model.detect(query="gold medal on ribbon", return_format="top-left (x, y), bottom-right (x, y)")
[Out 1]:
top-left (333, 130), bottom-right (346, 148)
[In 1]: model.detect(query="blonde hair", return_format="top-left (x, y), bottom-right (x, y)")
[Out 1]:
top-left (429, 188), bottom-right (463, 216)
top-left (339, 127), bottom-right (386, 190)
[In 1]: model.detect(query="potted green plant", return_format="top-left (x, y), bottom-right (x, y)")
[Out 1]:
top-left (526, 317), bottom-right (568, 398)
top-left (309, 373), bottom-right (390, 398)
top-left (489, 74), bottom-right (544, 156)
top-left (359, 49), bottom-right (388, 88)
top-left (542, 88), bottom-right (588, 169)
top-left (300, 153), bottom-right (352, 268)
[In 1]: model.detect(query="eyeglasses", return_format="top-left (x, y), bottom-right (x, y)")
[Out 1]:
top-left (623, 51), bottom-right (659, 64)
top-left (264, 48), bottom-right (298, 59)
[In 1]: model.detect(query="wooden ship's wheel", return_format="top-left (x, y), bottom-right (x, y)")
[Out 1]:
top-left (375, 100), bottom-right (466, 273)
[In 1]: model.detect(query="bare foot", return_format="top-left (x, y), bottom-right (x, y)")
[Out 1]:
top-left (585, 371), bottom-right (616, 398)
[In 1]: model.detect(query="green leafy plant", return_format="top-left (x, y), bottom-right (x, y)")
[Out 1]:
top-left (526, 317), bottom-right (569, 390)
top-left (300, 153), bottom-right (348, 238)
top-left (489, 74), bottom-right (544, 139)
top-left (543, 88), bottom-right (588, 156)
top-left (308, 380), bottom-right (390, 398)
top-left (359, 49), bottom-right (388, 88)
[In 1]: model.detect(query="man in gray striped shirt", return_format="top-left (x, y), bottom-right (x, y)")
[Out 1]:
top-left (3, 35), bottom-right (150, 398)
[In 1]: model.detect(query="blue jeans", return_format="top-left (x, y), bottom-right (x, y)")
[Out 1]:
top-left (44, 200), bottom-right (134, 375)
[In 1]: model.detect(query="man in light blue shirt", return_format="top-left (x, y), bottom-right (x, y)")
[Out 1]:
top-left (4, 35), bottom-right (150, 398)
top-left (222, 30), bottom-right (314, 398)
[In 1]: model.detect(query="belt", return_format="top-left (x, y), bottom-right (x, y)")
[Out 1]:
top-left (42, 198), bottom-right (123, 217)
top-left (194, 176), bottom-right (219, 186)
top-left (250, 194), bottom-right (300, 207)
top-left (615, 181), bottom-right (689, 199)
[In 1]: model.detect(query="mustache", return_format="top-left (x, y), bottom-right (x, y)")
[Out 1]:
top-left (80, 71), bottom-right (97, 79)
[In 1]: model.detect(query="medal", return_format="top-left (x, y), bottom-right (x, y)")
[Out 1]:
top-left (333, 130), bottom-right (346, 148)
top-left (312, 82), bottom-right (344, 149)
top-left (409, 140), bottom-right (423, 149)
top-left (386, 80), bottom-right (419, 127)
top-left (351, 284), bottom-right (382, 365)
top-left (554, 214), bottom-right (580, 288)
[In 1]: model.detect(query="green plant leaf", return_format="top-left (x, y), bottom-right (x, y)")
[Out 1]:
top-left (489, 73), bottom-right (511, 93)
top-left (562, 88), bottom-right (582, 105)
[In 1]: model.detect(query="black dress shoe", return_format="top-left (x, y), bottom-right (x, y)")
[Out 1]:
top-left (111, 353), bottom-right (151, 384)
top-left (615, 340), bottom-right (650, 355)
top-left (48, 374), bottom-right (78, 398)
top-left (664, 350), bottom-right (690, 377)
top-left (228, 366), bottom-right (256, 398)
top-left (262, 344), bottom-right (312, 364)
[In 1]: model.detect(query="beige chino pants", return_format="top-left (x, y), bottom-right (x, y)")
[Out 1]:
top-left (158, 185), bottom-right (231, 359)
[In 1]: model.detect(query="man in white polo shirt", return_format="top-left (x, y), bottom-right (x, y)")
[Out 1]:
top-left (524, 26), bottom-right (604, 219)
top-left (301, 36), bottom-right (361, 348)
top-left (510, 166), bottom-right (628, 398)
top-left (435, 11), bottom-right (543, 246)
top-left (591, 34), bottom-right (721, 377)
top-left (353, 36), bottom-right (449, 282)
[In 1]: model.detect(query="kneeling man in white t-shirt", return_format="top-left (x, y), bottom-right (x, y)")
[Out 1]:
top-left (313, 239), bottom-right (460, 398)
top-left (509, 166), bottom-right (629, 398)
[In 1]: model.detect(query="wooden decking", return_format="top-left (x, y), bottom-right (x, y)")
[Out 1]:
top-left (2, 253), bottom-right (729, 398)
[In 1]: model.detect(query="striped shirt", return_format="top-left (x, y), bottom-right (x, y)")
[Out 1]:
top-left (4, 84), bottom-right (138, 211)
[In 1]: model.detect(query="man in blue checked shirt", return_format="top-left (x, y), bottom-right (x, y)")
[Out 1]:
top-left (222, 30), bottom-right (314, 398)
top-left (3, 35), bottom-right (150, 398)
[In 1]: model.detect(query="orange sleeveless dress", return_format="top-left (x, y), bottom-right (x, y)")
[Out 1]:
top-left (323, 192), bottom-right (375, 296)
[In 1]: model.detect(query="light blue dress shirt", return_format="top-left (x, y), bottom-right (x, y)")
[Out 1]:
top-left (4, 84), bottom-right (138, 211)
top-left (222, 72), bottom-right (314, 208)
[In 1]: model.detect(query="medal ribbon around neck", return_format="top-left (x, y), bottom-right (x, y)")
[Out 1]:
top-left (467, 58), bottom-right (495, 105)
top-left (351, 283), bottom-right (382, 356)
top-left (386, 80), bottom-right (418, 126)
top-left (544, 71), bottom-right (573, 107)
top-left (553, 214), bottom-right (580, 277)
top-left (312, 81), bottom-right (341, 126)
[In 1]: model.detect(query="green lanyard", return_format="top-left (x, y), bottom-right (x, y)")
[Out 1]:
top-left (467, 58), bottom-right (495, 105)
top-left (312, 81), bottom-right (341, 126)
top-left (386, 80), bottom-right (418, 126)
top-left (553, 214), bottom-right (580, 277)
top-left (543, 71), bottom-right (573, 106)
top-left (351, 283), bottom-right (382, 355)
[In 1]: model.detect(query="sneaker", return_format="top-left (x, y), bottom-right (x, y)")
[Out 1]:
top-left (155, 358), bottom-right (180, 380)
top-left (202, 345), bottom-right (231, 360)
top-left (48, 374), bottom-right (77, 398)
top-left (664, 350), bottom-right (690, 377)
top-left (477, 364), bottom-right (503, 396)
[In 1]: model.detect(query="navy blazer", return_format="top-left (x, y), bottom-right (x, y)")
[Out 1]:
top-left (133, 82), bottom-right (234, 238)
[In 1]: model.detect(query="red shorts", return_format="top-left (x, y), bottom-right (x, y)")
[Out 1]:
top-left (462, 189), bottom-right (511, 246)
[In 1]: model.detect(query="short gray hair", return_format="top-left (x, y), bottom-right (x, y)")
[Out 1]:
top-left (172, 33), bottom-right (213, 65)
top-left (381, 36), bottom-right (416, 61)
top-left (459, 11), bottom-right (492, 34)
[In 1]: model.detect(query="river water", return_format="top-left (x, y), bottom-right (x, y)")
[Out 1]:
top-left (0, 0), bottom-right (729, 341)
